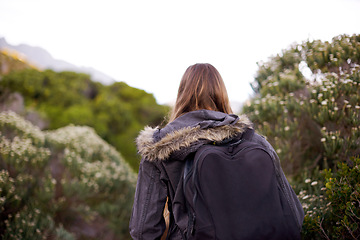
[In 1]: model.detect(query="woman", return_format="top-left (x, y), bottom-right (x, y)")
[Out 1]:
top-left (129, 63), bottom-right (304, 239)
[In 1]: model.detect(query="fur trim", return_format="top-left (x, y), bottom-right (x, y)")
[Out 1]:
top-left (136, 114), bottom-right (252, 161)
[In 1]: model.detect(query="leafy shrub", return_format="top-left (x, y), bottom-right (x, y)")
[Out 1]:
top-left (322, 158), bottom-right (360, 239)
top-left (297, 158), bottom-right (360, 240)
top-left (243, 34), bottom-right (360, 239)
top-left (0, 111), bottom-right (136, 239)
top-left (0, 68), bottom-right (169, 171)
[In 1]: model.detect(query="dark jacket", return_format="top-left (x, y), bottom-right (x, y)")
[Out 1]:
top-left (129, 110), bottom-right (304, 239)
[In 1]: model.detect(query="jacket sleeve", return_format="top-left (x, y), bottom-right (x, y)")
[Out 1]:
top-left (129, 158), bottom-right (168, 240)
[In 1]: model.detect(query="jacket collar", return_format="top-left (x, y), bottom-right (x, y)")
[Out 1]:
top-left (136, 110), bottom-right (252, 161)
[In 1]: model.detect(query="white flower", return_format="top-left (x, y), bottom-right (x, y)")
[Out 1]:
top-left (305, 179), bottom-right (311, 183)
top-left (321, 138), bottom-right (326, 142)
top-left (331, 136), bottom-right (336, 140)
top-left (311, 181), bottom-right (318, 186)
top-left (284, 126), bottom-right (290, 131)
top-left (334, 107), bottom-right (339, 111)
top-left (276, 149), bottom-right (282, 154)
top-left (321, 100), bottom-right (327, 105)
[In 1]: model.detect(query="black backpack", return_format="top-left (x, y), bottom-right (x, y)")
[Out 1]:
top-left (182, 128), bottom-right (301, 240)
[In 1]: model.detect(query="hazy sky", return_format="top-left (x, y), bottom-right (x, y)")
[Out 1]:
top-left (1, 0), bottom-right (359, 110)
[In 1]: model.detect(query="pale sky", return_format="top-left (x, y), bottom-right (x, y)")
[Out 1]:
top-left (1, 0), bottom-right (359, 110)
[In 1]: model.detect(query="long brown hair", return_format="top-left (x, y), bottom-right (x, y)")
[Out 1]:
top-left (169, 63), bottom-right (233, 121)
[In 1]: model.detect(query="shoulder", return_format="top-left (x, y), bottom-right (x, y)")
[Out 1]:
top-left (251, 133), bottom-right (271, 147)
top-left (250, 132), bottom-right (278, 158)
top-left (136, 126), bottom-right (160, 162)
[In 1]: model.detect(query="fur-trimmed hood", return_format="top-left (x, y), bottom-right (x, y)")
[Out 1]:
top-left (136, 110), bottom-right (252, 162)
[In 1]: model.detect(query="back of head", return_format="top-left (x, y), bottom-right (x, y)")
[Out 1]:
top-left (170, 63), bottom-right (233, 121)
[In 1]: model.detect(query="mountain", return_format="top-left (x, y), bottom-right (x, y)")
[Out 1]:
top-left (0, 37), bottom-right (114, 84)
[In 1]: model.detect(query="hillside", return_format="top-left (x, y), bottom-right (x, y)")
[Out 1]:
top-left (0, 51), bottom-right (169, 171)
top-left (0, 37), bottom-right (114, 85)
top-left (0, 48), bottom-right (35, 75)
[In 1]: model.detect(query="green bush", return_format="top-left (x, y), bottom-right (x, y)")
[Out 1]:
top-left (0, 68), bottom-right (169, 171)
top-left (297, 158), bottom-right (360, 239)
top-left (323, 158), bottom-right (360, 239)
top-left (243, 34), bottom-right (360, 239)
top-left (0, 111), bottom-right (136, 239)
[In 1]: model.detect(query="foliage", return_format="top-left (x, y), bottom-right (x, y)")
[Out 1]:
top-left (297, 158), bottom-right (360, 240)
top-left (323, 158), bottom-right (360, 239)
top-left (244, 34), bottom-right (360, 175)
top-left (243, 34), bottom-right (360, 239)
top-left (0, 111), bottom-right (136, 239)
top-left (0, 67), bottom-right (169, 170)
